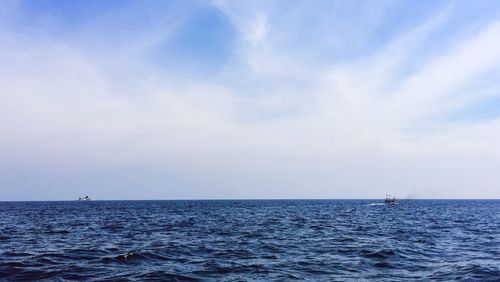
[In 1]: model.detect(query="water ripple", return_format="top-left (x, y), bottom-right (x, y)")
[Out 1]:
top-left (0, 200), bottom-right (499, 281)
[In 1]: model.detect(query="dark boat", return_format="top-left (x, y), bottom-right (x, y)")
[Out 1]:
top-left (384, 194), bottom-right (396, 204)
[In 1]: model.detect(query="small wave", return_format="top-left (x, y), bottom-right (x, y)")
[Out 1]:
top-left (101, 251), bottom-right (172, 264)
top-left (44, 229), bottom-right (70, 235)
top-left (138, 271), bottom-right (201, 281)
top-left (359, 249), bottom-right (396, 259)
top-left (1, 267), bottom-right (63, 281)
top-left (103, 224), bottom-right (124, 231)
top-left (114, 252), bottom-right (146, 262)
top-left (455, 264), bottom-right (500, 280)
top-left (195, 261), bottom-right (270, 276)
top-left (100, 252), bottom-right (146, 264)
top-left (374, 261), bottom-right (392, 268)
top-left (1, 261), bottom-right (26, 267)
top-left (2, 251), bottom-right (32, 257)
top-left (34, 256), bottom-right (59, 265)
top-left (430, 263), bottom-right (500, 281)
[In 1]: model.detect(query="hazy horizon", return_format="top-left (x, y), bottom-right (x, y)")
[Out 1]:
top-left (2, 0), bottom-right (500, 201)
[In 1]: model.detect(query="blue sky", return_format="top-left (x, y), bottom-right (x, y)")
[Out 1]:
top-left (1, 0), bottom-right (500, 200)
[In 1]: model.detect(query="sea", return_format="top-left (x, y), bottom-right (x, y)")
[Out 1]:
top-left (0, 200), bottom-right (499, 281)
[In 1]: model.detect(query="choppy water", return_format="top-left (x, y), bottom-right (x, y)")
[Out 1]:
top-left (0, 200), bottom-right (499, 281)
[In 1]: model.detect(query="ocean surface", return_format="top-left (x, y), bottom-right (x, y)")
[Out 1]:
top-left (0, 200), bottom-right (499, 281)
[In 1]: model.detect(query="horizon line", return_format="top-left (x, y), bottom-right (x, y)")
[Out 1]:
top-left (1, 198), bottom-right (499, 202)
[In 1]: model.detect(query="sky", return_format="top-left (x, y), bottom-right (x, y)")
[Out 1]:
top-left (1, 0), bottom-right (500, 200)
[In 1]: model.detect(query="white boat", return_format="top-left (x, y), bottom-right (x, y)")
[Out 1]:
top-left (78, 195), bottom-right (91, 201)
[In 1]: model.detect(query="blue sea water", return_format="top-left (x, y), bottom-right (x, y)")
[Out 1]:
top-left (0, 200), bottom-right (499, 281)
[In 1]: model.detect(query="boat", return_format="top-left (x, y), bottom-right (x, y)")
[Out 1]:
top-left (384, 194), bottom-right (396, 204)
top-left (78, 195), bottom-right (91, 201)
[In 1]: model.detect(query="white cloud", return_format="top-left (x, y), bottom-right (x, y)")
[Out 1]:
top-left (1, 2), bottom-right (500, 199)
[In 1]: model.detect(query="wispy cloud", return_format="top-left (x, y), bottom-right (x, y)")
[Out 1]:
top-left (1, 0), bottom-right (500, 199)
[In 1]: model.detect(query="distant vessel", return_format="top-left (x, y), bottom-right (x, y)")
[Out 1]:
top-left (78, 195), bottom-right (91, 201)
top-left (384, 194), bottom-right (396, 204)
